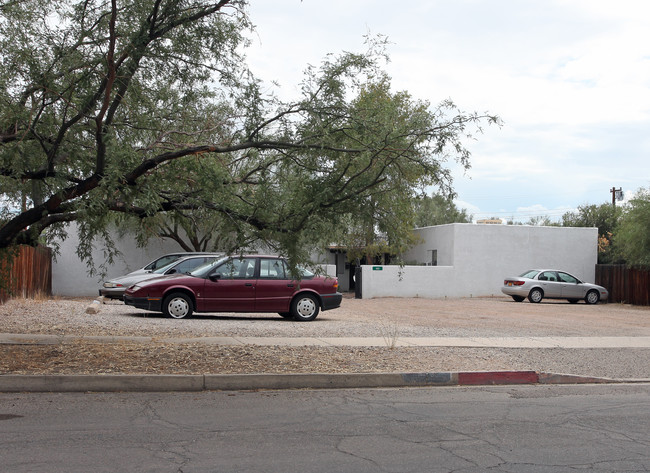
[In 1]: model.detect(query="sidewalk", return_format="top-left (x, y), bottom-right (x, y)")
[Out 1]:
top-left (2, 332), bottom-right (649, 392)
top-left (2, 332), bottom-right (650, 348)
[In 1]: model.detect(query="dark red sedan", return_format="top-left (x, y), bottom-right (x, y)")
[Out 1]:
top-left (123, 255), bottom-right (342, 321)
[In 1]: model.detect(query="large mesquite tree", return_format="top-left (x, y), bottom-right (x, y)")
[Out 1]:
top-left (0, 0), bottom-right (497, 267)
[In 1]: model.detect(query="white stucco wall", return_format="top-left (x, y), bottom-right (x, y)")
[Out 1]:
top-left (52, 222), bottom-right (597, 299)
top-left (362, 223), bottom-right (598, 299)
top-left (361, 265), bottom-right (457, 299)
top-left (52, 224), bottom-right (338, 297)
top-left (52, 225), bottom-right (187, 297)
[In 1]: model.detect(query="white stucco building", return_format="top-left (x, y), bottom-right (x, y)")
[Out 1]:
top-left (358, 223), bottom-right (598, 299)
top-left (52, 222), bottom-right (598, 300)
top-left (52, 224), bottom-right (334, 297)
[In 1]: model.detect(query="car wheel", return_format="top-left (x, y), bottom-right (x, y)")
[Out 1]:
top-left (291, 293), bottom-right (320, 322)
top-left (512, 296), bottom-right (525, 302)
top-left (162, 292), bottom-right (193, 319)
top-left (528, 288), bottom-right (543, 303)
top-left (585, 290), bottom-right (600, 305)
top-left (568, 299), bottom-right (579, 304)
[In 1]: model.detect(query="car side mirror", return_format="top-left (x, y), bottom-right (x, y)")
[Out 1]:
top-left (208, 273), bottom-right (221, 282)
top-left (166, 269), bottom-right (177, 275)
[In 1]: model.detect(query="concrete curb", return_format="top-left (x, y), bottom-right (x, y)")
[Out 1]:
top-left (1, 371), bottom-right (648, 393)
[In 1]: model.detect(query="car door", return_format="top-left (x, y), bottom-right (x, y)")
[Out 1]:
top-left (537, 271), bottom-right (562, 298)
top-left (254, 258), bottom-right (296, 312)
top-left (558, 271), bottom-right (586, 299)
top-left (199, 257), bottom-right (258, 312)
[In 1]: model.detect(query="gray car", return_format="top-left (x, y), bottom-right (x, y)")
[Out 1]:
top-left (502, 269), bottom-right (608, 304)
top-left (121, 252), bottom-right (220, 277)
top-left (100, 254), bottom-right (221, 300)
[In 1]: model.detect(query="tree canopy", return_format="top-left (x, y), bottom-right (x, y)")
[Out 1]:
top-left (0, 0), bottom-right (497, 268)
top-left (561, 202), bottom-right (622, 263)
top-left (614, 188), bottom-right (650, 265)
top-left (413, 193), bottom-right (472, 228)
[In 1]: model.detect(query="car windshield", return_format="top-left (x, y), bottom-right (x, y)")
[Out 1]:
top-left (153, 260), bottom-right (181, 274)
top-left (519, 270), bottom-right (540, 279)
top-left (145, 255), bottom-right (181, 271)
top-left (189, 257), bottom-right (229, 278)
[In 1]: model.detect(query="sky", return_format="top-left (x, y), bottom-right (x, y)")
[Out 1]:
top-left (243, 0), bottom-right (650, 223)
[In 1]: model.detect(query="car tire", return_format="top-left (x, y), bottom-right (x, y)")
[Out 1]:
top-left (291, 293), bottom-right (320, 322)
top-left (585, 290), bottom-right (600, 305)
top-left (512, 296), bottom-right (525, 302)
top-left (528, 288), bottom-right (543, 303)
top-left (162, 292), bottom-right (193, 319)
top-left (568, 299), bottom-right (579, 304)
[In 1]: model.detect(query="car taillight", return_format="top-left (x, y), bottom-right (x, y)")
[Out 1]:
top-left (333, 280), bottom-right (338, 291)
top-left (504, 280), bottom-right (525, 286)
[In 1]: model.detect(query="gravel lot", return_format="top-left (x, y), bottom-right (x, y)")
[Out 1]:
top-left (1, 295), bottom-right (649, 379)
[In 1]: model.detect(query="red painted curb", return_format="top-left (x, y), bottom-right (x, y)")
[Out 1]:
top-left (458, 371), bottom-right (539, 385)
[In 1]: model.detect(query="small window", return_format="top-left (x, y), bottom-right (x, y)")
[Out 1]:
top-left (539, 271), bottom-right (557, 282)
top-left (260, 259), bottom-right (287, 279)
top-left (558, 272), bottom-right (578, 284)
top-left (213, 258), bottom-right (257, 280)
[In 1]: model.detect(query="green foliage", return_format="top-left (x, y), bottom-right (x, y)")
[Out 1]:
top-left (413, 193), bottom-right (472, 228)
top-left (614, 188), bottom-right (650, 265)
top-left (524, 216), bottom-right (557, 226)
top-left (561, 203), bottom-right (621, 235)
top-left (0, 0), bottom-right (498, 269)
top-left (561, 202), bottom-right (622, 263)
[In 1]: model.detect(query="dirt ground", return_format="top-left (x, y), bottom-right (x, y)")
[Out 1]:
top-left (1, 295), bottom-right (649, 378)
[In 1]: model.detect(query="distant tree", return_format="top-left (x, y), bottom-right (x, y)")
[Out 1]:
top-left (614, 188), bottom-right (650, 265)
top-left (118, 210), bottom-right (240, 253)
top-left (525, 215), bottom-right (556, 226)
top-left (413, 193), bottom-right (472, 227)
top-left (561, 203), bottom-right (622, 263)
top-left (561, 203), bottom-right (621, 234)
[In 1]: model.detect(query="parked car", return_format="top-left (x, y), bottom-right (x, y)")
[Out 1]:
top-left (100, 254), bottom-right (222, 300)
top-left (123, 255), bottom-right (342, 321)
top-left (502, 269), bottom-right (608, 304)
top-left (121, 252), bottom-right (221, 277)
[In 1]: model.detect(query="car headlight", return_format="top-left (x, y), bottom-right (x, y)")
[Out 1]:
top-left (103, 282), bottom-right (123, 288)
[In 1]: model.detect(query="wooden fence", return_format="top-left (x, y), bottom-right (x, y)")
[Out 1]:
top-left (595, 264), bottom-right (650, 306)
top-left (0, 245), bottom-right (52, 304)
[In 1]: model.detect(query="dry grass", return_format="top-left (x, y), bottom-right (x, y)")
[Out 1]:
top-left (1, 297), bottom-right (649, 379)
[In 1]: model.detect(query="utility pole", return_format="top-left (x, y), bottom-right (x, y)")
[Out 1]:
top-left (610, 187), bottom-right (622, 206)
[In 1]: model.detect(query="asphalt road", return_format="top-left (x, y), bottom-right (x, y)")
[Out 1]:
top-left (1, 384), bottom-right (648, 472)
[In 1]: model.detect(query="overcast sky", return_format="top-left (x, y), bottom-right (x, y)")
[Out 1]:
top-left (244, 0), bottom-right (650, 222)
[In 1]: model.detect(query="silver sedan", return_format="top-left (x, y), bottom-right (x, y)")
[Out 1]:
top-left (502, 269), bottom-right (608, 304)
top-left (100, 255), bottom-right (221, 300)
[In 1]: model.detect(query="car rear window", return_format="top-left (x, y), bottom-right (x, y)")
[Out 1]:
top-left (519, 270), bottom-right (540, 279)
